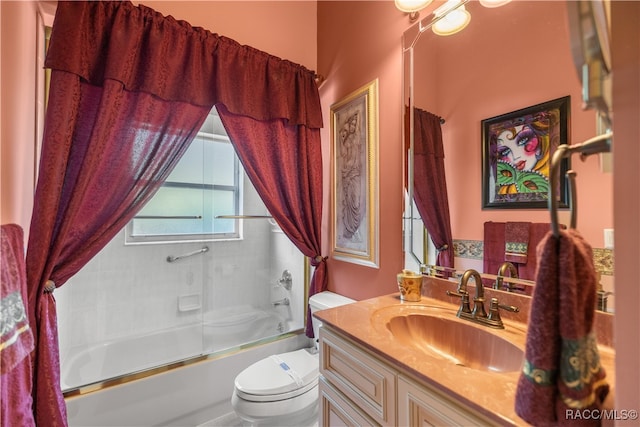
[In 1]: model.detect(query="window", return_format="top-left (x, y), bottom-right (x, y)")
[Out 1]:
top-left (126, 108), bottom-right (242, 244)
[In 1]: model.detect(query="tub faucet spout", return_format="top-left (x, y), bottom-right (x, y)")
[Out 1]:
top-left (272, 297), bottom-right (290, 306)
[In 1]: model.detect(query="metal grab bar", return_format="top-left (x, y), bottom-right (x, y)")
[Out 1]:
top-left (166, 246), bottom-right (209, 263)
top-left (549, 132), bottom-right (612, 237)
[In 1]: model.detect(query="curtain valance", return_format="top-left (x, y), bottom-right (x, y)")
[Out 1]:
top-left (46, 1), bottom-right (323, 128)
top-left (413, 108), bottom-right (445, 157)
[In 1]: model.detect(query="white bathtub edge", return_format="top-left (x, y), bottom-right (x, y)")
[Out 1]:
top-left (65, 333), bottom-right (311, 427)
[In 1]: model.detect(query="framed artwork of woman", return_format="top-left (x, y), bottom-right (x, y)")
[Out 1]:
top-left (330, 79), bottom-right (379, 267)
top-left (482, 96), bottom-right (570, 209)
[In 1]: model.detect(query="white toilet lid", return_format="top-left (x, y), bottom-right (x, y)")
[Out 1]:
top-left (234, 349), bottom-right (318, 397)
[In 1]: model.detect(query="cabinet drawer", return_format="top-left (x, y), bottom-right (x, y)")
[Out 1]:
top-left (319, 327), bottom-right (396, 426)
top-left (319, 376), bottom-right (378, 427)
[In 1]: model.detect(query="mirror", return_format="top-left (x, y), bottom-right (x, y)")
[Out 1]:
top-left (402, 1), bottom-right (614, 306)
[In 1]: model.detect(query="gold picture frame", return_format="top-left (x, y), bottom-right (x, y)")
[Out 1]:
top-left (330, 79), bottom-right (379, 268)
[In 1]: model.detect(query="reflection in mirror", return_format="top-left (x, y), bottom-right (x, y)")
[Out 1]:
top-left (402, 1), bottom-right (614, 311)
top-left (409, 108), bottom-right (453, 267)
top-left (566, 0), bottom-right (612, 132)
top-left (421, 263), bottom-right (536, 294)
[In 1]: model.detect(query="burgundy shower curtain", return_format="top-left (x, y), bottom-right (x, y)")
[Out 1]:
top-left (26, 71), bottom-right (211, 427)
top-left (24, 1), bottom-right (324, 425)
top-left (412, 108), bottom-right (454, 267)
top-left (217, 106), bottom-right (326, 337)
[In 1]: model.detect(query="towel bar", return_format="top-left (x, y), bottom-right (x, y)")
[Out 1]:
top-left (549, 132), bottom-right (612, 237)
top-left (135, 215), bottom-right (202, 219)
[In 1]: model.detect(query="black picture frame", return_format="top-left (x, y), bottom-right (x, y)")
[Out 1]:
top-left (481, 96), bottom-right (570, 209)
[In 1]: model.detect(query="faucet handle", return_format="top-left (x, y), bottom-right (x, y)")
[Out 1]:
top-left (486, 298), bottom-right (504, 327)
top-left (484, 298), bottom-right (520, 329)
top-left (447, 290), bottom-right (472, 318)
top-left (496, 300), bottom-right (519, 313)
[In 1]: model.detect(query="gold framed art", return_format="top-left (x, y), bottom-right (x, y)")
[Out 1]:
top-left (330, 79), bottom-right (379, 268)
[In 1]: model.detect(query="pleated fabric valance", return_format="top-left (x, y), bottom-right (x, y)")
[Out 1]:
top-left (46, 0), bottom-right (323, 128)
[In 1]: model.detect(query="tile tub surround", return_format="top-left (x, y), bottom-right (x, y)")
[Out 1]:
top-left (314, 277), bottom-right (615, 426)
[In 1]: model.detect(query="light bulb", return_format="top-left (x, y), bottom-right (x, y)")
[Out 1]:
top-left (479, 0), bottom-right (511, 8)
top-left (432, 5), bottom-right (471, 36)
top-left (395, 0), bottom-right (433, 13)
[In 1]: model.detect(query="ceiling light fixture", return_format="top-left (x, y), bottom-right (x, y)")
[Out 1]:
top-left (395, 0), bottom-right (434, 22)
top-left (479, 0), bottom-right (511, 8)
top-left (432, 0), bottom-right (471, 36)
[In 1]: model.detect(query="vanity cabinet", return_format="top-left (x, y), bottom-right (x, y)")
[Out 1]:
top-left (318, 326), bottom-right (494, 427)
top-left (319, 327), bottom-right (396, 426)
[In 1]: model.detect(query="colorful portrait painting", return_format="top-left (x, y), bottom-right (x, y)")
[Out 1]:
top-left (482, 97), bottom-right (570, 209)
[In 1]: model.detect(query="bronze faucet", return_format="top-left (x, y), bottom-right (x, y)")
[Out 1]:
top-left (463, 269), bottom-right (487, 319)
top-left (447, 268), bottom-right (519, 329)
top-left (447, 269), bottom-right (486, 319)
top-left (495, 261), bottom-right (519, 292)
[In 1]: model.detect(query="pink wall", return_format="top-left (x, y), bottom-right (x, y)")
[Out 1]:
top-left (318, 2), bottom-right (408, 300)
top-left (138, 1), bottom-right (317, 71)
top-left (2, 0), bottom-right (637, 413)
top-left (611, 1), bottom-right (640, 418)
top-left (318, 0), bottom-right (639, 414)
top-left (0, 0), bottom-right (317, 244)
top-left (0, 1), bottom-right (40, 237)
top-left (317, 1), bottom-right (613, 300)
top-left (414, 1), bottom-right (612, 247)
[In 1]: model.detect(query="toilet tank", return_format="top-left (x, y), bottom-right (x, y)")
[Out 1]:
top-left (309, 291), bottom-right (355, 340)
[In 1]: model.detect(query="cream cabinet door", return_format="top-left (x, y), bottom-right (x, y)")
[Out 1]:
top-left (397, 375), bottom-right (494, 426)
top-left (319, 376), bottom-right (378, 427)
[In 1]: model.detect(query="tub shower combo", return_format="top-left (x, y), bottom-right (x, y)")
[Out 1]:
top-left (56, 212), bottom-right (307, 425)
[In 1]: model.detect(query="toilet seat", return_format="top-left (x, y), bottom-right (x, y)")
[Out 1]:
top-left (234, 349), bottom-right (319, 403)
top-left (235, 379), bottom-right (317, 403)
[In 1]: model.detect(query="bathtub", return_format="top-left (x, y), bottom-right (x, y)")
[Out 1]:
top-left (65, 333), bottom-right (311, 426)
top-left (61, 307), bottom-right (290, 391)
top-left (203, 305), bottom-right (288, 353)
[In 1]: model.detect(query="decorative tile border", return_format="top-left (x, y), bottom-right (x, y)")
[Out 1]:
top-left (453, 239), bottom-right (614, 276)
top-left (592, 248), bottom-right (614, 276)
top-left (453, 240), bottom-right (483, 260)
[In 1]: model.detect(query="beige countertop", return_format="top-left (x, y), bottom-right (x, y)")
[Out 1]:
top-left (314, 278), bottom-right (616, 426)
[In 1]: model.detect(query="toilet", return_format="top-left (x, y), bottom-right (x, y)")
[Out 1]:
top-left (231, 291), bottom-right (355, 426)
